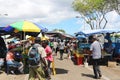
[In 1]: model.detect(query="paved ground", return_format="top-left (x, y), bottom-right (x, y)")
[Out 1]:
top-left (0, 53), bottom-right (120, 80)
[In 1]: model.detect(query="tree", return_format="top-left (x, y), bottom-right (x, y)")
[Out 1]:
top-left (73, 0), bottom-right (110, 30)
top-left (105, 0), bottom-right (120, 14)
top-left (53, 29), bottom-right (66, 33)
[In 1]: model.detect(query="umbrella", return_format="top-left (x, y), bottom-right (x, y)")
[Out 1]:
top-left (0, 27), bottom-right (10, 35)
top-left (35, 24), bottom-right (48, 32)
top-left (3, 21), bottom-right (41, 32)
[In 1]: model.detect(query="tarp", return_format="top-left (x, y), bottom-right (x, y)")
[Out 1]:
top-left (0, 27), bottom-right (10, 35)
top-left (76, 29), bottom-right (120, 36)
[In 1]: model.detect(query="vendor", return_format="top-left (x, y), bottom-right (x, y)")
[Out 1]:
top-left (105, 33), bottom-right (111, 43)
top-left (6, 49), bottom-right (24, 74)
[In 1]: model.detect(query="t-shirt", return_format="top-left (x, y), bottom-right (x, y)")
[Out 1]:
top-left (6, 51), bottom-right (14, 61)
top-left (59, 42), bottom-right (65, 50)
top-left (45, 45), bottom-right (53, 61)
top-left (90, 41), bottom-right (102, 59)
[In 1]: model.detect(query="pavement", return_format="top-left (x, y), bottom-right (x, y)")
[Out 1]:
top-left (0, 53), bottom-right (120, 80)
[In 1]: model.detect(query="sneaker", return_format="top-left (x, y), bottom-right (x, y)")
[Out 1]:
top-left (99, 74), bottom-right (102, 78)
top-left (93, 76), bottom-right (100, 79)
top-left (60, 58), bottom-right (63, 60)
top-left (46, 76), bottom-right (51, 80)
top-left (10, 71), bottom-right (15, 74)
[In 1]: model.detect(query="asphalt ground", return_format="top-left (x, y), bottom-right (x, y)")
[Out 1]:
top-left (0, 53), bottom-right (120, 80)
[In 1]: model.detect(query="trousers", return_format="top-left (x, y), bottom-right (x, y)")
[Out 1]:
top-left (92, 59), bottom-right (102, 78)
top-left (29, 66), bottom-right (45, 80)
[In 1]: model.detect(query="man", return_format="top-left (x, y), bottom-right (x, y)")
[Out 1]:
top-left (0, 36), bottom-right (7, 58)
top-left (0, 36), bottom-right (7, 72)
top-left (28, 37), bottom-right (47, 80)
top-left (90, 35), bottom-right (102, 79)
top-left (59, 40), bottom-right (65, 60)
top-left (53, 40), bottom-right (58, 56)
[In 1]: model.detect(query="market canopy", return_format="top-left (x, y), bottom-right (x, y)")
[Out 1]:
top-left (75, 29), bottom-right (120, 36)
top-left (46, 31), bottom-right (76, 39)
top-left (3, 21), bottom-right (44, 33)
top-left (2, 21), bottom-right (48, 37)
top-left (0, 27), bottom-right (10, 35)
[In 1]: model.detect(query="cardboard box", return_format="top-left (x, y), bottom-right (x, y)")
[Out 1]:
top-left (108, 61), bottom-right (117, 67)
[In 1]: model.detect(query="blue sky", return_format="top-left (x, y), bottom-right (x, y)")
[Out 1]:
top-left (41, 18), bottom-right (82, 35)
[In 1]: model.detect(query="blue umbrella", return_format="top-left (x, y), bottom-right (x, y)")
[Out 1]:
top-left (35, 24), bottom-right (48, 32)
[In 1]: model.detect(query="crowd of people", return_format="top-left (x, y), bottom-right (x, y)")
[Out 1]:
top-left (0, 33), bottom-right (77, 80)
top-left (0, 32), bottom-right (119, 80)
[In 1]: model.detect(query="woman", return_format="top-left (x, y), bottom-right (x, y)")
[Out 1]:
top-left (42, 40), bottom-right (53, 80)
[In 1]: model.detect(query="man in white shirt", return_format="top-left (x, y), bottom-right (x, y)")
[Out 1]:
top-left (90, 35), bottom-right (102, 79)
top-left (59, 40), bottom-right (65, 60)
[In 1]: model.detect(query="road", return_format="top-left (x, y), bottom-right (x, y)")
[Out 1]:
top-left (0, 53), bottom-right (120, 80)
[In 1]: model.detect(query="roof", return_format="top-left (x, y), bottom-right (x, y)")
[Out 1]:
top-left (76, 29), bottom-right (120, 36)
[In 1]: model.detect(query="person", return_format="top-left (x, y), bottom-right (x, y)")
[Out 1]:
top-left (53, 40), bottom-right (58, 56)
top-left (66, 41), bottom-right (71, 59)
top-left (51, 40), bottom-right (54, 50)
top-left (0, 36), bottom-right (7, 72)
top-left (28, 37), bottom-right (47, 80)
top-left (6, 49), bottom-right (23, 74)
top-left (105, 33), bottom-right (111, 43)
top-left (59, 40), bottom-right (65, 60)
top-left (0, 36), bottom-right (7, 60)
top-left (42, 40), bottom-right (53, 80)
top-left (104, 40), bottom-right (115, 54)
top-left (104, 40), bottom-right (115, 60)
top-left (90, 35), bottom-right (102, 79)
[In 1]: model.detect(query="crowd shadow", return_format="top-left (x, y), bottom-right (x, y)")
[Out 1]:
top-left (81, 73), bottom-right (94, 79)
top-left (54, 68), bottom-right (68, 74)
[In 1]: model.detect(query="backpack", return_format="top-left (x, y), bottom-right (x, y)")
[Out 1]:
top-left (28, 45), bottom-right (40, 66)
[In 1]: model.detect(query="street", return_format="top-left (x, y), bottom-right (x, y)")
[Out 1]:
top-left (0, 53), bottom-right (120, 80)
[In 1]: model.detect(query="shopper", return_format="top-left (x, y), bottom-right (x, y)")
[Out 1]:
top-left (90, 35), bottom-right (102, 79)
top-left (28, 37), bottom-right (47, 80)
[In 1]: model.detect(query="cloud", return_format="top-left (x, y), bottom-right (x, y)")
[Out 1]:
top-left (0, 0), bottom-right (78, 26)
top-left (105, 11), bottom-right (120, 29)
top-left (78, 11), bottom-right (120, 31)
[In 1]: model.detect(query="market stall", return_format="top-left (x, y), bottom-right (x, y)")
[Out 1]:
top-left (75, 29), bottom-right (120, 65)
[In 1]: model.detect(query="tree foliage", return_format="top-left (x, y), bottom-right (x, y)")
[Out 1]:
top-left (53, 29), bottom-right (66, 33)
top-left (105, 0), bottom-right (120, 14)
top-left (72, 0), bottom-right (111, 30)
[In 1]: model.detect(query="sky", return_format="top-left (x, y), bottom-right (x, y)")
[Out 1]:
top-left (0, 0), bottom-right (120, 35)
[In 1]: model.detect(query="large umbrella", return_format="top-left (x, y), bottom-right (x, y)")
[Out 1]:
top-left (35, 24), bottom-right (48, 32)
top-left (3, 21), bottom-right (41, 32)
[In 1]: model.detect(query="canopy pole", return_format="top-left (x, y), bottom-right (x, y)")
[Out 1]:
top-left (23, 32), bottom-right (26, 53)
